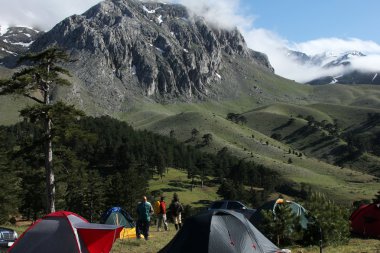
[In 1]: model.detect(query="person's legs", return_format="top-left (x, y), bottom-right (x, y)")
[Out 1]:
top-left (173, 215), bottom-right (179, 231)
top-left (136, 220), bottom-right (142, 239)
top-left (157, 214), bottom-right (162, 231)
top-left (178, 213), bottom-right (182, 229)
top-left (163, 214), bottom-right (168, 231)
top-left (143, 220), bottom-right (150, 240)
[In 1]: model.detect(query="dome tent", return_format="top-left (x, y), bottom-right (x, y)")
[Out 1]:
top-left (9, 211), bottom-right (122, 253)
top-left (159, 210), bottom-right (284, 253)
top-left (350, 203), bottom-right (380, 238)
top-left (100, 207), bottom-right (136, 239)
top-left (250, 198), bottom-right (309, 229)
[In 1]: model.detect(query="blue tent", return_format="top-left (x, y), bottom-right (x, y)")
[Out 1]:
top-left (100, 207), bottom-right (135, 227)
top-left (100, 207), bottom-right (136, 239)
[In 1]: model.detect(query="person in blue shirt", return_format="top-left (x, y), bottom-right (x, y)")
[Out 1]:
top-left (136, 196), bottom-right (154, 240)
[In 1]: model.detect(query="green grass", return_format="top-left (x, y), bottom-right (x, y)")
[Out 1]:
top-left (126, 102), bottom-right (379, 204)
top-left (149, 168), bottom-right (219, 208)
top-left (110, 229), bottom-right (176, 253)
top-left (0, 95), bottom-right (32, 125)
top-left (290, 238), bottom-right (380, 253)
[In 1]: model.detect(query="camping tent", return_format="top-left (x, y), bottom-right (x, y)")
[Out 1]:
top-left (250, 198), bottom-right (309, 229)
top-left (100, 207), bottom-right (136, 239)
top-left (159, 210), bottom-right (283, 253)
top-left (350, 203), bottom-right (380, 238)
top-left (9, 211), bottom-right (123, 253)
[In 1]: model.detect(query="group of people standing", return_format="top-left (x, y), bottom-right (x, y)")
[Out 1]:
top-left (135, 193), bottom-right (183, 240)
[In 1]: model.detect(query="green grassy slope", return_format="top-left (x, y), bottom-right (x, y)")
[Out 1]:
top-left (1, 55), bottom-right (380, 204)
top-left (149, 168), bottom-right (218, 208)
top-left (118, 61), bottom-right (380, 204)
top-left (124, 104), bottom-right (378, 204)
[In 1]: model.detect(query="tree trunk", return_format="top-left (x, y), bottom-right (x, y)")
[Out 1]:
top-left (45, 119), bottom-right (55, 213)
top-left (44, 63), bottom-right (55, 213)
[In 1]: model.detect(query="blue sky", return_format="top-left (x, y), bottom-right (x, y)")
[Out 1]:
top-left (241, 0), bottom-right (380, 44)
top-left (1, 0), bottom-right (380, 81)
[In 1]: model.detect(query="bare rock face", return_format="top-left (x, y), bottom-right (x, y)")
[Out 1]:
top-left (0, 26), bottom-right (42, 63)
top-left (31, 0), bottom-right (273, 111)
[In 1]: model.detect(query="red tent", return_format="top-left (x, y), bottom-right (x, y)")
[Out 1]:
top-left (350, 203), bottom-right (380, 238)
top-left (9, 211), bottom-right (122, 253)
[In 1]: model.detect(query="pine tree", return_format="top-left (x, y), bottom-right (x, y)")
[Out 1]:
top-left (202, 133), bottom-right (213, 146)
top-left (259, 203), bottom-right (302, 247)
top-left (191, 128), bottom-right (199, 141)
top-left (0, 48), bottom-right (81, 213)
top-left (302, 192), bottom-right (350, 246)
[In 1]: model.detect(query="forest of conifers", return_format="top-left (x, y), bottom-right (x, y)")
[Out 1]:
top-left (0, 115), bottom-right (281, 223)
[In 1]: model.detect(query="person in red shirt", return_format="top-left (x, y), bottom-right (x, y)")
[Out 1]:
top-left (157, 196), bottom-right (168, 231)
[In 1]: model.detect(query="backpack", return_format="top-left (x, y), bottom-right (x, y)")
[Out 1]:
top-left (173, 202), bottom-right (183, 216)
top-left (153, 200), bottom-right (161, 214)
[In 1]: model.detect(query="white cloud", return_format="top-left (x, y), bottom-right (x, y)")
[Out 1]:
top-left (294, 38), bottom-right (380, 55)
top-left (242, 28), bottom-right (380, 82)
top-left (0, 0), bottom-right (101, 30)
top-left (172, 0), bottom-right (253, 30)
top-left (350, 54), bottom-right (380, 73)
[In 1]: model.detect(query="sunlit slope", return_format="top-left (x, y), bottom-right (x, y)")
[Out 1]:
top-left (127, 106), bottom-right (378, 204)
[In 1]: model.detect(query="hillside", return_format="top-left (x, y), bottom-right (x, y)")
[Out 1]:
top-left (118, 53), bottom-right (380, 203)
top-left (1, 52), bottom-right (379, 204)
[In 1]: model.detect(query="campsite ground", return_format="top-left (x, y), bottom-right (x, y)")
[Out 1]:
top-left (1, 224), bottom-right (379, 253)
top-left (2, 169), bottom-right (379, 253)
top-left (111, 231), bottom-right (380, 253)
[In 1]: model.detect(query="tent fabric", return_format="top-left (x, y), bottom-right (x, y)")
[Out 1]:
top-left (100, 207), bottom-right (136, 239)
top-left (77, 227), bottom-right (121, 253)
top-left (9, 211), bottom-right (122, 253)
top-left (250, 199), bottom-right (309, 229)
top-left (159, 210), bottom-right (280, 253)
top-left (350, 203), bottom-right (380, 238)
top-left (100, 207), bottom-right (135, 228)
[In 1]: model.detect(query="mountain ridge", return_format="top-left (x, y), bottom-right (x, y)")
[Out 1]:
top-left (287, 49), bottom-right (380, 85)
top-left (26, 0), bottom-right (273, 113)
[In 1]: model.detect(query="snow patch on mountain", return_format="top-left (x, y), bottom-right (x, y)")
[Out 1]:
top-left (0, 24), bottom-right (9, 36)
top-left (142, 5), bottom-right (161, 14)
top-left (372, 73), bottom-right (378, 82)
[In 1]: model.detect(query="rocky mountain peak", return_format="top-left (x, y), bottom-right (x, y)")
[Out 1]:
top-left (0, 26), bottom-right (42, 58)
top-left (29, 0), bottom-right (273, 111)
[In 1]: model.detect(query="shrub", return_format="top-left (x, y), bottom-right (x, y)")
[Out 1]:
top-left (302, 192), bottom-right (350, 246)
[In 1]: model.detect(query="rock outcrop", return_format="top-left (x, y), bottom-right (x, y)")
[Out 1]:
top-left (29, 0), bottom-right (273, 111)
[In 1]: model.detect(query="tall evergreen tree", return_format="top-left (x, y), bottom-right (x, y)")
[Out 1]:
top-left (0, 48), bottom-right (80, 213)
top-left (0, 130), bottom-right (20, 223)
